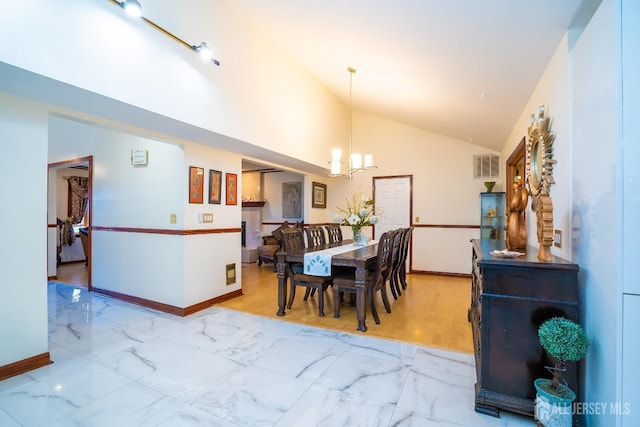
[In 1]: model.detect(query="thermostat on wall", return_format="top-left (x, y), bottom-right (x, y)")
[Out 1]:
top-left (131, 149), bottom-right (148, 166)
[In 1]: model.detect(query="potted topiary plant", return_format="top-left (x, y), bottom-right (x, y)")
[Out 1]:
top-left (535, 317), bottom-right (590, 427)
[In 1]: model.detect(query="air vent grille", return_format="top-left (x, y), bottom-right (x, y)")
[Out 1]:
top-left (473, 154), bottom-right (499, 179)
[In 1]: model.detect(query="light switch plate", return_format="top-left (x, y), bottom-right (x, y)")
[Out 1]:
top-left (200, 213), bottom-right (213, 223)
top-left (131, 148), bottom-right (148, 165)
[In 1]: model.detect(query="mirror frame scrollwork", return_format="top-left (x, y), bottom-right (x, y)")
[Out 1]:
top-left (526, 105), bottom-right (556, 198)
top-left (526, 105), bottom-right (556, 261)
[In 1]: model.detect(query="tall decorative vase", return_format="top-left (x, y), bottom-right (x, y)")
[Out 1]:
top-left (352, 227), bottom-right (367, 246)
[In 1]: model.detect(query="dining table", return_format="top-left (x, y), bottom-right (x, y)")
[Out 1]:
top-left (275, 239), bottom-right (378, 332)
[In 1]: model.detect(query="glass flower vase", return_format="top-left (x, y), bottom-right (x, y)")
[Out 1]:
top-left (352, 227), bottom-right (367, 246)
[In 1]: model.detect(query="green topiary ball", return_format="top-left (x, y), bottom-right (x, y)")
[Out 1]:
top-left (538, 317), bottom-right (590, 362)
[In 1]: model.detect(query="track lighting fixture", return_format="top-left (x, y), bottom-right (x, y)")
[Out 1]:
top-left (108, 0), bottom-right (221, 66)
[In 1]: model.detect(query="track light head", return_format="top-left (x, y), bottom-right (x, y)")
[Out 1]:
top-left (196, 42), bottom-right (213, 61)
top-left (122, 0), bottom-right (142, 18)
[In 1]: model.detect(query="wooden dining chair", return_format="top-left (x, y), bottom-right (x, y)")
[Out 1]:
top-left (388, 228), bottom-right (405, 300)
top-left (280, 228), bottom-right (333, 316)
top-left (398, 227), bottom-right (413, 289)
top-left (303, 226), bottom-right (327, 299)
top-left (332, 230), bottom-right (395, 324)
top-left (325, 225), bottom-right (343, 244)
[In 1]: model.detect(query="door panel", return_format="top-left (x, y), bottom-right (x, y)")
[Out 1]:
top-left (374, 177), bottom-right (411, 238)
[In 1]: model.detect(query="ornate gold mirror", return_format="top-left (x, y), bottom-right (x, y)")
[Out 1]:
top-left (526, 105), bottom-right (556, 198)
top-left (526, 105), bottom-right (556, 261)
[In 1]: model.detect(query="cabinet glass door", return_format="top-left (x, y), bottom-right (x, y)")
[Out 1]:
top-left (480, 192), bottom-right (505, 240)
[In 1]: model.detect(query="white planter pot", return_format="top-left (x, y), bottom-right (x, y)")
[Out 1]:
top-left (534, 378), bottom-right (575, 427)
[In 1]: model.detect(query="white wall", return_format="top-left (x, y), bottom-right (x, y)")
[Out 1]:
top-left (305, 174), bottom-right (332, 226)
top-left (0, 93), bottom-right (49, 366)
top-left (501, 34), bottom-right (572, 259)
top-left (0, 0), bottom-right (346, 171)
top-left (571, 2), bottom-right (620, 425)
top-left (183, 141), bottom-right (242, 305)
top-left (48, 115), bottom-right (242, 307)
top-left (621, 0), bottom-right (640, 425)
top-left (328, 111), bottom-right (499, 274)
top-left (48, 116), bottom-right (186, 229)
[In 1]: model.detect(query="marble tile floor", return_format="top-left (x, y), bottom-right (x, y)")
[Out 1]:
top-left (0, 282), bottom-right (537, 427)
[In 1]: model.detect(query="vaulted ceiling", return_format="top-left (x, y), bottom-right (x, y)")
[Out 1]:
top-left (227, 0), bottom-right (599, 151)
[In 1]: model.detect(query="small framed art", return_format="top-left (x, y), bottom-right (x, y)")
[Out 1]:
top-left (209, 169), bottom-right (222, 204)
top-left (312, 181), bottom-right (327, 208)
top-left (189, 166), bottom-right (204, 204)
top-left (226, 173), bottom-right (238, 205)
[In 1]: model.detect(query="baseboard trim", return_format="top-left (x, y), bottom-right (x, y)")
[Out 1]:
top-left (410, 270), bottom-right (471, 279)
top-left (59, 260), bottom-right (86, 266)
top-left (183, 290), bottom-right (244, 316)
top-left (0, 352), bottom-right (52, 381)
top-left (48, 275), bottom-right (58, 280)
top-left (92, 287), bottom-right (244, 317)
top-left (92, 226), bottom-right (241, 236)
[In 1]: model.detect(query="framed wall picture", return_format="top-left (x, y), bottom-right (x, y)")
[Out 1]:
top-left (208, 169), bottom-right (222, 204)
top-left (189, 166), bottom-right (204, 204)
top-left (226, 173), bottom-right (238, 205)
top-left (312, 181), bottom-right (327, 208)
top-left (282, 181), bottom-right (302, 218)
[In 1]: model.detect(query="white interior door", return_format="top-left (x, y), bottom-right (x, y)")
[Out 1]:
top-left (374, 176), bottom-right (411, 239)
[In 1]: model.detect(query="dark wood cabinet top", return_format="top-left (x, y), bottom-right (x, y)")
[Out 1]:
top-left (471, 239), bottom-right (579, 271)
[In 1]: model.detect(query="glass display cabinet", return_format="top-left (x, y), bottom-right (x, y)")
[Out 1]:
top-left (480, 192), bottom-right (505, 240)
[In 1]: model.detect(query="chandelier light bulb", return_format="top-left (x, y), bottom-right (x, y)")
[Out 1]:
top-left (330, 160), bottom-right (342, 176)
top-left (351, 153), bottom-right (362, 170)
top-left (364, 154), bottom-right (374, 169)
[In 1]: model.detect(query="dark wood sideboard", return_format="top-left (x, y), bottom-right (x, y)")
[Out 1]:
top-left (469, 239), bottom-right (579, 418)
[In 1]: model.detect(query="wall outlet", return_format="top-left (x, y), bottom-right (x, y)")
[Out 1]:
top-left (554, 229), bottom-right (562, 248)
top-left (169, 213), bottom-right (177, 224)
top-left (200, 213), bottom-right (213, 223)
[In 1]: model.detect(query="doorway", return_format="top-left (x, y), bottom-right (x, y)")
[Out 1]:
top-left (506, 137), bottom-right (526, 203)
top-left (373, 175), bottom-right (412, 268)
top-left (48, 156), bottom-right (93, 290)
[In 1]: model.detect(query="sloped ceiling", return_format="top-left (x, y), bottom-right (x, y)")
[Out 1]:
top-left (226, 0), bottom-right (599, 151)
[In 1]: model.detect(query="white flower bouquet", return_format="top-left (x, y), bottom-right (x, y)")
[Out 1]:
top-left (332, 192), bottom-right (378, 232)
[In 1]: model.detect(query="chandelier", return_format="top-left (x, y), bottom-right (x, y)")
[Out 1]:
top-left (329, 67), bottom-right (376, 179)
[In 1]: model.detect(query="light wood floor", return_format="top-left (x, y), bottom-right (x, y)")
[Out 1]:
top-left (55, 262), bottom-right (89, 288)
top-left (220, 263), bottom-right (474, 354)
top-left (53, 261), bottom-right (473, 354)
